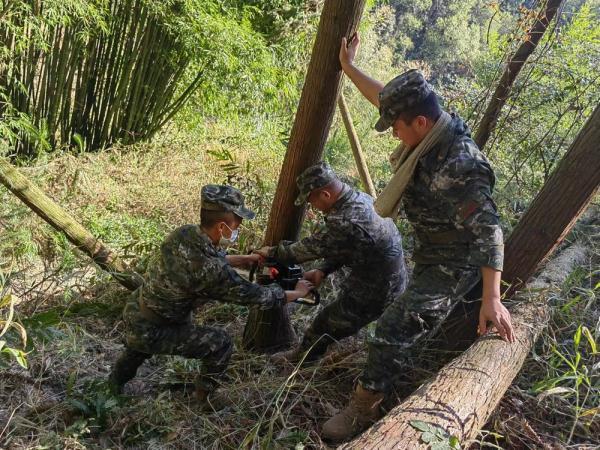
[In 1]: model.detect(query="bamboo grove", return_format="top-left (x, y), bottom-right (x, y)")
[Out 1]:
top-left (0, 0), bottom-right (203, 157)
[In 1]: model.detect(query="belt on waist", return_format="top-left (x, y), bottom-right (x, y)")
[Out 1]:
top-left (416, 229), bottom-right (473, 245)
top-left (137, 291), bottom-right (188, 326)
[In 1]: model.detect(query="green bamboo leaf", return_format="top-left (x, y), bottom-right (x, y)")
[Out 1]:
top-left (552, 347), bottom-right (577, 372)
top-left (574, 325), bottom-right (582, 349)
top-left (16, 351), bottom-right (27, 369)
top-left (2, 347), bottom-right (28, 369)
top-left (581, 326), bottom-right (598, 354)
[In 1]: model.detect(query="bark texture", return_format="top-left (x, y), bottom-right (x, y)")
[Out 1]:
top-left (243, 0), bottom-right (366, 352)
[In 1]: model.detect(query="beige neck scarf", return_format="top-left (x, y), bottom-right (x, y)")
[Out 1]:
top-left (374, 111), bottom-right (453, 218)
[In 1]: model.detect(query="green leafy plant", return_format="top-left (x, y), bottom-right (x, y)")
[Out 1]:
top-left (410, 420), bottom-right (462, 449)
top-left (207, 147), bottom-right (271, 251)
top-left (0, 292), bottom-right (28, 369)
top-left (66, 379), bottom-right (122, 429)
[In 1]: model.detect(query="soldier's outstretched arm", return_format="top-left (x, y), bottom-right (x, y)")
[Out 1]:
top-left (198, 259), bottom-right (313, 308)
top-left (225, 253), bottom-right (262, 269)
top-left (339, 32), bottom-right (384, 108)
top-left (199, 258), bottom-right (286, 309)
top-left (479, 266), bottom-right (514, 343)
top-left (269, 219), bottom-right (356, 270)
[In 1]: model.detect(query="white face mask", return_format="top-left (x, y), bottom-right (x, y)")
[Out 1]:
top-left (219, 223), bottom-right (239, 247)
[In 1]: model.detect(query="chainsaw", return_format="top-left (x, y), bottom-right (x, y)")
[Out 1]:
top-left (249, 257), bottom-right (320, 306)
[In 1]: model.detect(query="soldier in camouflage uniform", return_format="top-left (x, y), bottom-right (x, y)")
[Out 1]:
top-left (108, 185), bottom-right (313, 401)
top-left (315, 33), bottom-right (515, 441)
top-left (256, 162), bottom-right (407, 365)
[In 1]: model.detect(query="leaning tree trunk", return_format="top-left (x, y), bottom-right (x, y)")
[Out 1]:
top-left (242, 0), bottom-right (367, 352)
top-left (474, 0), bottom-right (563, 151)
top-left (502, 103), bottom-right (600, 292)
top-left (341, 241), bottom-right (589, 449)
top-left (342, 104), bottom-right (600, 447)
top-left (0, 158), bottom-right (142, 291)
top-left (338, 92), bottom-right (376, 197)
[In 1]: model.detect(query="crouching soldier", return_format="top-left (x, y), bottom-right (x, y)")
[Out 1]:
top-left (255, 162), bottom-right (407, 365)
top-left (108, 185), bottom-right (313, 403)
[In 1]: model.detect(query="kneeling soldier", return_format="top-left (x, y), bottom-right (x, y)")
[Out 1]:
top-left (256, 162), bottom-right (407, 366)
top-left (108, 185), bottom-right (312, 402)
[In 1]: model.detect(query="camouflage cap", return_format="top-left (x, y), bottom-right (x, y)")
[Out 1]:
top-left (375, 69), bottom-right (433, 132)
top-left (294, 162), bottom-right (338, 206)
top-left (201, 184), bottom-right (255, 220)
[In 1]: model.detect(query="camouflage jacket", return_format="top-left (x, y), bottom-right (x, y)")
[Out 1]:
top-left (270, 184), bottom-right (406, 281)
top-left (402, 113), bottom-right (504, 271)
top-left (137, 225), bottom-right (285, 324)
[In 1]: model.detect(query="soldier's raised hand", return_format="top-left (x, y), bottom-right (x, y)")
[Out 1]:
top-left (340, 32), bottom-right (360, 68)
top-left (303, 269), bottom-right (325, 288)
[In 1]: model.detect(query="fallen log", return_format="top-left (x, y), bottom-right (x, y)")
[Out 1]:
top-left (340, 241), bottom-right (589, 449)
top-left (0, 158), bottom-right (142, 291)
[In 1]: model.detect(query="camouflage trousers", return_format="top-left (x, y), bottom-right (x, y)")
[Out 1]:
top-left (360, 263), bottom-right (481, 393)
top-left (111, 296), bottom-right (233, 391)
top-left (299, 262), bottom-right (407, 358)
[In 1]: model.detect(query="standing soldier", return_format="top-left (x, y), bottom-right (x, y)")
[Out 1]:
top-left (108, 185), bottom-right (313, 404)
top-left (256, 162), bottom-right (407, 366)
top-left (318, 34), bottom-right (515, 441)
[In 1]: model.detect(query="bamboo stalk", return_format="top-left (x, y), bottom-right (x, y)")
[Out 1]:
top-left (96, 0), bottom-right (132, 147)
top-left (0, 158), bottom-right (143, 291)
top-left (337, 92), bottom-right (376, 197)
top-left (5, 0), bottom-right (203, 155)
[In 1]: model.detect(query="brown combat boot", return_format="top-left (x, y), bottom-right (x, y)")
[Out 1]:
top-left (321, 384), bottom-right (384, 442)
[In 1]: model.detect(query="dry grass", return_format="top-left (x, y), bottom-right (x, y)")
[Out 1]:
top-left (0, 269), bottom-right (369, 449)
top-left (1, 128), bottom-right (599, 449)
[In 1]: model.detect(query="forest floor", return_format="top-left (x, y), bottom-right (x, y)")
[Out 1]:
top-left (1, 139), bottom-right (599, 449)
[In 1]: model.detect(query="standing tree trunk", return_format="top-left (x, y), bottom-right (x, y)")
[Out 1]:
top-left (242, 0), bottom-right (367, 352)
top-left (338, 92), bottom-right (376, 198)
top-left (0, 158), bottom-right (142, 291)
top-left (474, 0), bottom-right (563, 150)
top-left (341, 104), bottom-right (600, 447)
